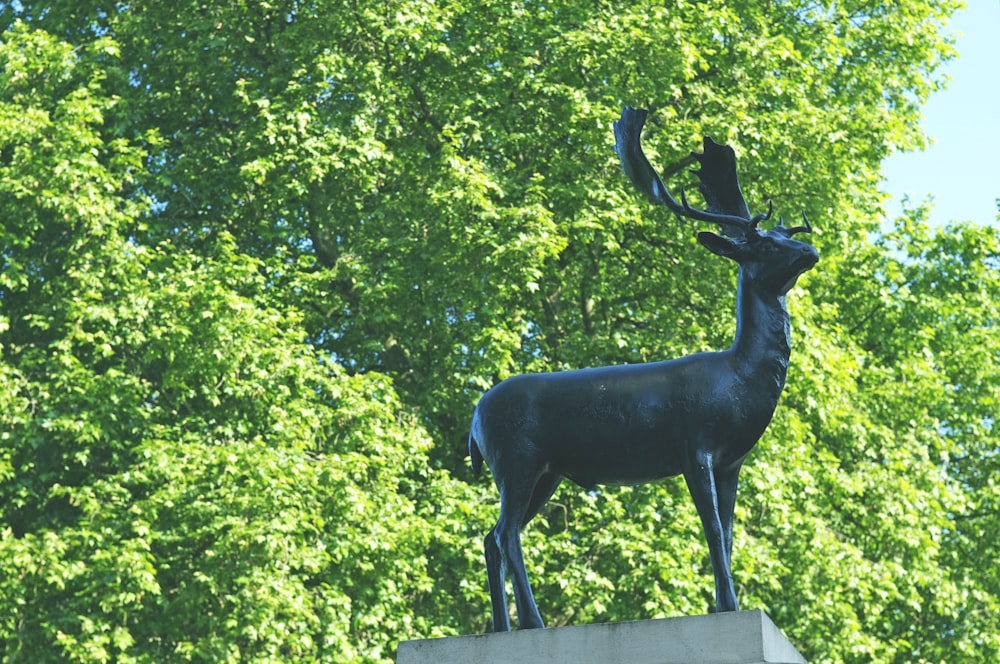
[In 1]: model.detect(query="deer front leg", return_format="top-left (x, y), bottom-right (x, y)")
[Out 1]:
top-left (714, 462), bottom-right (742, 572)
top-left (684, 450), bottom-right (739, 613)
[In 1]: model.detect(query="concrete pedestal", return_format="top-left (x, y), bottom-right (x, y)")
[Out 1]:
top-left (397, 610), bottom-right (805, 664)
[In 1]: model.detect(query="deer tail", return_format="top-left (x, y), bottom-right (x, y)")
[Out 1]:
top-left (469, 431), bottom-right (484, 477)
top-left (468, 409), bottom-right (484, 477)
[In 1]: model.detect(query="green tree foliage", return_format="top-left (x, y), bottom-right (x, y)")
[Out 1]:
top-left (1, 1), bottom-right (997, 662)
top-left (0, 23), bottom-right (485, 661)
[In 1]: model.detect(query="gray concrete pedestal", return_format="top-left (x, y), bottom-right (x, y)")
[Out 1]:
top-left (397, 610), bottom-right (806, 664)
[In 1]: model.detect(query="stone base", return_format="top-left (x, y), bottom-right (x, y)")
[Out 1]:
top-left (397, 610), bottom-right (806, 664)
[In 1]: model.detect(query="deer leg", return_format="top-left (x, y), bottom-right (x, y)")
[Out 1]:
top-left (483, 526), bottom-right (509, 632)
top-left (492, 472), bottom-right (559, 631)
top-left (523, 472), bottom-right (562, 528)
top-left (494, 473), bottom-right (547, 630)
top-left (684, 451), bottom-right (739, 613)
top-left (715, 463), bottom-right (741, 570)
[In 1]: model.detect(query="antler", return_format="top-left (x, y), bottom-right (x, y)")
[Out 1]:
top-left (614, 106), bottom-right (775, 241)
top-left (612, 106), bottom-right (685, 212)
top-left (777, 211), bottom-right (812, 236)
top-left (678, 189), bottom-right (773, 231)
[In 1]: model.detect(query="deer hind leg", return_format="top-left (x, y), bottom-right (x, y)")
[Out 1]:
top-left (683, 450), bottom-right (739, 613)
top-left (523, 472), bottom-right (562, 530)
top-left (483, 526), bottom-right (509, 632)
top-left (489, 469), bottom-right (557, 630)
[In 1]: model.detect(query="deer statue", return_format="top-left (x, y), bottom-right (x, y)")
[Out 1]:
top-left (468, 106), bottom-right (819, 632)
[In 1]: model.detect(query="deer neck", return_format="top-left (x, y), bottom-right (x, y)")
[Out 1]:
top-left (730, 270), bottom-right (791, 385)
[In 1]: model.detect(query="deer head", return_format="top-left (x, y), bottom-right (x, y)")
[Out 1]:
top-left (613, 106), bottom-right (817, 294)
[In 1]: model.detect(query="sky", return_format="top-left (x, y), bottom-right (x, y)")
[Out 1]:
top-left (880, 2), bottom-right (1000, 225)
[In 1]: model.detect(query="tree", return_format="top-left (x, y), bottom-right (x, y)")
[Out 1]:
top-left (3, 1), bottom-right (998, 662)
top-left (0, 22), bottom-right (486, 661)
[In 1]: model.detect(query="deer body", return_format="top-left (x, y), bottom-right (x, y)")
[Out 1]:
top-left (472, 289), bottom-right (792, 488)
top-left (470, 107), bottom-right (818, 632)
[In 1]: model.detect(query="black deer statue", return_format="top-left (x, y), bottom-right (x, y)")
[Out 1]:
top-left (468, 106), bottom-right (819, 632)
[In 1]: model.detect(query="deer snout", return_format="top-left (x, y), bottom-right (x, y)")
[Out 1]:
top-left (800, 244), bottom-right (819, 268)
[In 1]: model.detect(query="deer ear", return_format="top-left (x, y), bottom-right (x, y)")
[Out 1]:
top-left (697, 231), bottom-right (742, 258)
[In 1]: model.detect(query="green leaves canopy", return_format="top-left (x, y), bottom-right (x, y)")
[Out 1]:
top-left (1, 1), bottom-right (997, 662)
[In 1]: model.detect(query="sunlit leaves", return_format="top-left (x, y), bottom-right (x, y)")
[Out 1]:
top-left (2, 1), bottom-right (997, 662)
